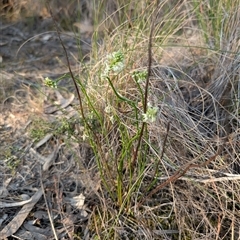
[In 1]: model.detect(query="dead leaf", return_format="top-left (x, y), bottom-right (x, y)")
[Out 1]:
top-left (68, 193), bottom-right (85, 209)
top-left (73, 20), bottom-right (93, 35)
top-left (35, 133), bottom-right (53, 149)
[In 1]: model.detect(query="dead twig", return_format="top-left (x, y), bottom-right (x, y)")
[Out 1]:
top-left (138, 146), bottom-right (224, 208)
top-left (130, 4), bottom-right (156, 172)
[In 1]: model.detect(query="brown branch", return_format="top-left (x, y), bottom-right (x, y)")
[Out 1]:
top-left (45, 1), bottom-right (86, 124)
top-left (137, 147), bottom-right (223, 208)
top-left (130, 8), bottom-right (156, 172)
top-left (45, 2), bottom-right (115, 184)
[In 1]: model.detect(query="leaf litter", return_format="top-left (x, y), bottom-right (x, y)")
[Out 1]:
top-left (0, 16), bottom-right (95, 239)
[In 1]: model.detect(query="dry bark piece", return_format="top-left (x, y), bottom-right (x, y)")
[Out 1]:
top-left (30, 143), bottom-right (64, 171)
top-left (24, 221), bottom-right (52, 237)
top-left (43, 143), bottom-right (64, 171)
top-left (0, 188), bottom-right (43, 238)
top-left (0, 214), bottom-right (8, 227)
top-left (44, 91), bottom-right (74, 114)
top-left (0, 197), bottom-right (32, 208)
top-left (34, 133), bottom-right (53, 149)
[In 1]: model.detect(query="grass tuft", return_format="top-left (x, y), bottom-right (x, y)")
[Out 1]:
top-left (77, 0), bottom-right (240, 238)
top-left (1, 0), bottom-right (239, 238)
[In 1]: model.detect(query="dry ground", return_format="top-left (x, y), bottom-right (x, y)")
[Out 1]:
top-left (0, 3), bottom-right (95, 239)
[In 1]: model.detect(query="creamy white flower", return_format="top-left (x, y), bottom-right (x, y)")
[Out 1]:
top-left (142, 103), bottom-right (158, 123)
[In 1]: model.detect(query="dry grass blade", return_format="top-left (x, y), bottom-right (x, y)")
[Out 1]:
top-left (138, 148), bottom-right (222, 208)
top-left (40, 171), bottom-right (59, 240)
